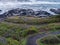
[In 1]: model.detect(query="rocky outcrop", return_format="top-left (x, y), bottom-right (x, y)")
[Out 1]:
top-left (0, 8), bottom-right (52, 18)
top-left (50, 9), bottom-right (60, 14)
top-left (0, 14), bottom-right (7, 18)
top-left (6, 9), bottom-right (35, 16)
top-left (0, 10), bottom-right (2, 12)
top-left (35, 10), bottom-right (51, 16)
top-left (19, 9), bottom-right (35, 16)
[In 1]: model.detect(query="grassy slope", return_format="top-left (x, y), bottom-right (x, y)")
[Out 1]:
top-left (38, 35), bottom-right (60, 45)
top-left (0, 15), bottom-right (60, 45)
top-left (4, 16), bottom-right (60, 25)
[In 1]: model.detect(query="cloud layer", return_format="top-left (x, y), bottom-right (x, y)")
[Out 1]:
top-left (0, 1), bottom-right (60, 5)
top-left (0, 1), bottom-right (60, 14)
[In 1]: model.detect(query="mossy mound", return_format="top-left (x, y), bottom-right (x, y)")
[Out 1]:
top-left (40, 35), bottom-right (60, 45)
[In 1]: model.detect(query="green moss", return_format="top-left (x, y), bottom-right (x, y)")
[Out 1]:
top-left (39, 23), bottom-right (60, 31)
top-left (21, 26), bottom-right (38, 37)
top-left (7, 38), bottom-right (20, 45)
top-left (38, 36), bottom-right (60, 45)
top-left (20, 38), bottom-right (27, 45)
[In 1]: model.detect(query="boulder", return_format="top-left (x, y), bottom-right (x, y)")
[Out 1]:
top-left (35, 10), bottom-right (51, 16)
top-left (50, 9), bottom-right (60, 14)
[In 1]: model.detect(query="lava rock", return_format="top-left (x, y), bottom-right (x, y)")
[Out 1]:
top-left (50, 9), bottom-right (60, 14)
top-left (35, 10), bottom-right (51, 16)
top-left (0, 8), bottom-right (52, 18)
top-left (0, 10), bottom-right (2, 12)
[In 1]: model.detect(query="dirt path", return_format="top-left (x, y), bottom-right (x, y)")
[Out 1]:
top-left (26, 31), bottom-right (60, 45)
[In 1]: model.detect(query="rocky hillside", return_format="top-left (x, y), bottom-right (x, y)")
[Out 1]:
top-left (0, 8), bottom-right (60, 18)
top-left (50, 8), bottom-right (60, 14)
top-left (0, 8), bottom-right (52, 18)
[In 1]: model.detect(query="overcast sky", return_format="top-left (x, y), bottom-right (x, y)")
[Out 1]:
top-left (0, 0), bottom-right (60, 14)
top-left (0, 0), bottom-right (60, 4)
top-left (0, 0), bottom-right (60, 2)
